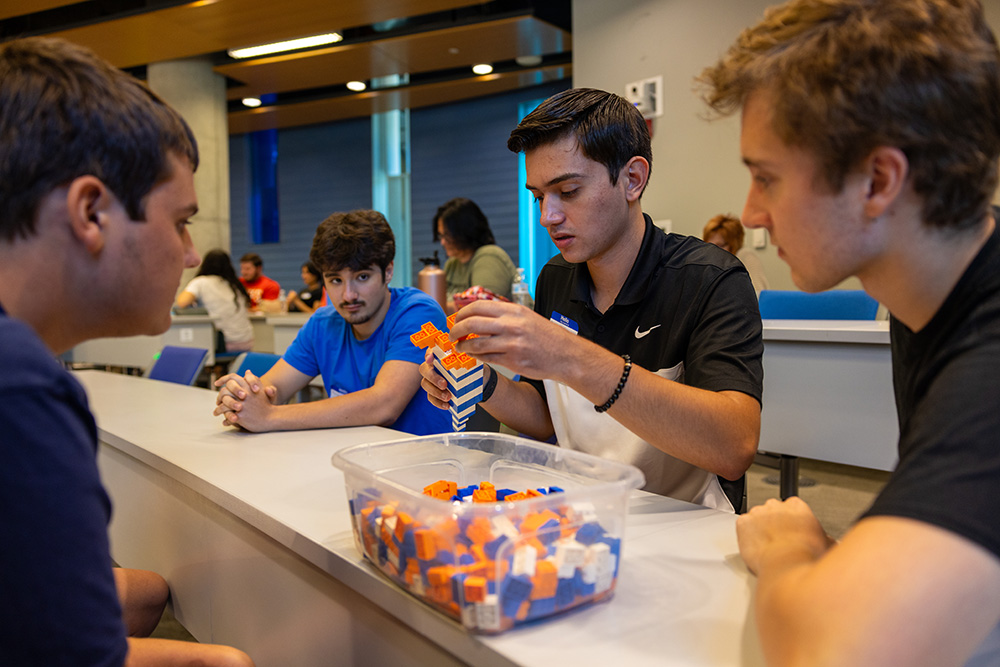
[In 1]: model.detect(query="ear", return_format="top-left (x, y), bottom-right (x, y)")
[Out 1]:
top-left (65, 175), bottom-right (114, 255)
top-left (384, 261), bottom-right (394, 284)
top-left (622, 156), bottom-right (650, 203)
top-left (862, 146), bottom-right (908, 219)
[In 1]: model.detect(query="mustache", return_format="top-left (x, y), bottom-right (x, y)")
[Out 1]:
top-left (339, 300), bottom-right (365, 307)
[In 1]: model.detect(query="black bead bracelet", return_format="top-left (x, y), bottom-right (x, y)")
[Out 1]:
top-left (595, 354), bottom-right (631, 413)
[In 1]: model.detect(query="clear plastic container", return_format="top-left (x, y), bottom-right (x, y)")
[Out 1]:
top-left (332, 432), bottom-right (645, 633)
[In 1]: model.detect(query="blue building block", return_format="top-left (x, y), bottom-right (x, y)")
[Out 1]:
top-left (528, 597), bottom-right (557, 619)
top-left (500, 575), bottom-right (533, 618)
top-left (556, 577), bottom-right (576, 609)
top-left (575, 521), bottom-right (606, 546)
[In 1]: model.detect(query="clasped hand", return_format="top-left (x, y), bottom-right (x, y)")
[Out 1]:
top-left (213, 370), bottom-right (278, 431)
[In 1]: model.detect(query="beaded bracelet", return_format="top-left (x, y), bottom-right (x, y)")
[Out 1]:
top-left (594, 354), bottom-right (631, 413)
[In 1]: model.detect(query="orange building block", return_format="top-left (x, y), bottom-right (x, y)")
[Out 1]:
top-left (465, 517), bottom-right (494, 544)
top-left (530, 560), bottom-right (558, 600)
top-left (414, 529), bottom-right (438, 560)
top-left (471, 488), bottom-right (497, 503)
top-left (464, 576), bottom-right (488, 603)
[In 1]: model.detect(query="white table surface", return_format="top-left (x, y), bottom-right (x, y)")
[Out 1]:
top-left (76, 370), bottom-right (764, 667)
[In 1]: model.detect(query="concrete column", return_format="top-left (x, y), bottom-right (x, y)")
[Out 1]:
top-left (147, 58), bottom-right (230, 285)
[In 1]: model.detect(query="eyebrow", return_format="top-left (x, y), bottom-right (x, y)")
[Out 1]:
top-left (526, 172), bottom-right (586, 190)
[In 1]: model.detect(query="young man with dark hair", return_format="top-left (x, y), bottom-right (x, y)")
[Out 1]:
top-left (0, 36), bottom-right (253, 666)
top-left (238, 251), bottom-right (281, 311)
top-left (215, 209), bottom-right (450, 436)
top-left (421, 88), bottom-right (764, 511)
top-left (700, 0), bottom-right (1000, 663)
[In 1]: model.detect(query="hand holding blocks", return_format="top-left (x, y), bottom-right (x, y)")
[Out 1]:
top-left (411, 318), bottom-right (484, 431)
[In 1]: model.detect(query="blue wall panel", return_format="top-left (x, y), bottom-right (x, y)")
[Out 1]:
top-left (229, 117), bottom-right (372, 292)
top-left (409, 81), bottom-right (569, 287)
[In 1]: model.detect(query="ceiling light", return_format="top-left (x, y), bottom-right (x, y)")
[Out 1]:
top-left (515, 55), bottom-right (543, 67)
top-left (472, 63), bottom-right (493, 75)
top-left (228, 32), bottom-right (342, 60)
top-left (346, 80), bottom-right (367, 92)
top-left (241, 97), bottom-right (262, 108)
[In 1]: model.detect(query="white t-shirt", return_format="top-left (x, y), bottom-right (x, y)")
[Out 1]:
top-left (182, 276), bottom-right (254, 350)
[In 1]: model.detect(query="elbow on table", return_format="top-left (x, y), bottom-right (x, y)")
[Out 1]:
top-left (717, 434), bottom-right (759, 481)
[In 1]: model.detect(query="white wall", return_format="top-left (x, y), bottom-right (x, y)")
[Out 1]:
top-left (573, 0), bottom-right (1000, 291)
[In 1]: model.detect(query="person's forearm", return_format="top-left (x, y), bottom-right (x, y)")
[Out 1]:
top-left (479, 368), bottom-right (554, 440)
top-left (253, 389), bottom-right (405, 431)
top-left (558, 340), bottom-right (759, 478)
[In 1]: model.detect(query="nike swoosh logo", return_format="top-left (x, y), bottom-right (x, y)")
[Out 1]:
top-left (635, 324), bottom-right (661, 339)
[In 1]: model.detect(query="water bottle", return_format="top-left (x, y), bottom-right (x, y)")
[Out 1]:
top-left (512, 268), bottom-right (533, 309)
top-left (417, 251), bottom-right (447, 311)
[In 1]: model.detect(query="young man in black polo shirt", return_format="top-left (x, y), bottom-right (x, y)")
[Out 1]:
top-left (700, 0), bottom-right (1000, 663)
top-left (421, 88), bottom-right (764, 511)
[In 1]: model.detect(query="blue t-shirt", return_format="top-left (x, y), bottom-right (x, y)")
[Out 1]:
top-left (0, 305), bottom-right (128, 665)
top-left (282, 286), bottom-right (450, 436)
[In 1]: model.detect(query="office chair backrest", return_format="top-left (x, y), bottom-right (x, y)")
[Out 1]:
top-left (758, 289), bottom-right (879, 320)
top-left (230, 352), bottom-right (282, 378)
top-left (146, 346), bottom-right (209, 385)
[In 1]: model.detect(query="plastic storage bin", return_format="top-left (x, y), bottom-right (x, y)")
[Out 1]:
top-left (332, 432), bottom-right (645, 633)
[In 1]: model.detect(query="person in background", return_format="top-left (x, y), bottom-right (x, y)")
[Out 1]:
top-left (238, 251), bottom-right (281, 312)
top-left (420, 89), bottom-right (763, 512)
top-left (700, 0), bottom-right (1000, 664)
top-left (433, 197), bottom-right (517, 313)
top-left (0, 36), bottom-right (253, 666)
top-left (286, 261), bottom-right (325, 314)
top-left (214, 209), bottom-right (450, 436)
top-left (703, 213), bottom-right (770, 296)
top-left (176, 249), bottom-right (254, 353)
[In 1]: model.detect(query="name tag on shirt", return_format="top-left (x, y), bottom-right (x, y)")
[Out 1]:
top-left (550, 311), bottom-right (579, 335)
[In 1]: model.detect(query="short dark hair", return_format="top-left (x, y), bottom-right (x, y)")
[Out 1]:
top-left (239, 252), bottom-right (263, 268)
top-left (699, 0), bottom-right (1000, 232)
top-left (0, 37), bottom-right (198, 242)
top-left (197, 249), bottom-right (250, 307)
top-left (309, 209), bottom-right (395, 277)
top-left (508, 88), bottom-right (652, 194)
top-left (432, 198), bottom-right (495, 252)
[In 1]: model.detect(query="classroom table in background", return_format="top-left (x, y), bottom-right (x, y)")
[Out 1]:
top-left (267, 312), bottom-right (311, 354)
top-left (77, 370), bottom-right (765, 667)
top-left (759, 319), bottom-right (897, 497)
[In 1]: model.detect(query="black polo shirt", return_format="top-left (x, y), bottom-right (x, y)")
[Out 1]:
top-left (522, 214), bottom-right (763, 505)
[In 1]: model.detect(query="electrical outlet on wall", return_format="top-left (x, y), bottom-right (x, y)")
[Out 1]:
top-left (751, 228), bottom-right (767, 249)
top-left (625, 76), bottom-right (663, 119)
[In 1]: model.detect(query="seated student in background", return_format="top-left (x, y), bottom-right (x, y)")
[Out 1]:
top-left (421, 89), bottom-right (764, 512)
top-left (0, 36), bottom-right (253, 666)
top-left (433, 197), bottom-right (517, 313)
top-left (238, 251), bottom-right (281, 312)
top-left (176, 249), bottom-right (255, 353)
top-left (286, 261), bottom-right (325, 313)
top-left (701, 0), bottom-right (1000, 663)
top-left (215, 209), bottom-right (450, 436)
top-left (703, 213), bottom-right (769, 296)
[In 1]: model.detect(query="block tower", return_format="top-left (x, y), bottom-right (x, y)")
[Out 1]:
top-left (410, 316), bottom-right (484, 431)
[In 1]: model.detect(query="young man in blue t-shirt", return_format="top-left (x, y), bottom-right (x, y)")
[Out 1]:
top-left (215, 209), bottom-right (449, 436)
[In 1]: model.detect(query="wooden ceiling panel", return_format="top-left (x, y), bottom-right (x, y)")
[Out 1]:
top-left (44, 0), bottom-right (476, 68)
top-left (228, 63), bottom-right (571, 134)
top-left (218, 16), bottom-right (570, 100)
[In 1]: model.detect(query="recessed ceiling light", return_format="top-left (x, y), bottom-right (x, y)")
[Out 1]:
top-left (241, 97), bottom-right (262, 108)
top-left (228, 32), bottom-right (343, 60)
top-left (515, 55), bottom-right (543, 67)
top-left (346, 80), bottom-right (367, 92)
top-left (472, 63), bottom-right (493, 75)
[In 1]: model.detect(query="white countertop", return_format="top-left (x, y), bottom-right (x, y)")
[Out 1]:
top-left (763, 319), bottom-right (889, 344)
top-left (77, 370), bottom-right (763, 666)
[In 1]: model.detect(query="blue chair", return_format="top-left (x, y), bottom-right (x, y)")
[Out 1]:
top-left (146, 346), bottom-right (209, 385)
top-left (229, 352), bottom-right (282, 378)
top-left (758, 289), bottom-right (879, 320)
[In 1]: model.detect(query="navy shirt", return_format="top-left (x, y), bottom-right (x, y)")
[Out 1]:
top-left (0, 304), bottom-right (128, 665)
